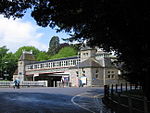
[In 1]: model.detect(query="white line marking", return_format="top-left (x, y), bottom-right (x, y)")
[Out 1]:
top-left (71, 93), bottom-right (96, 113)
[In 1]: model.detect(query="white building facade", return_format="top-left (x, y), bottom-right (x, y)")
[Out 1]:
top-left (14, 46), bottom-right (123, 87)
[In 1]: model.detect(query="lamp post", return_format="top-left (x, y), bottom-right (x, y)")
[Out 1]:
top-left (77, 51), bottom-right (80, 87)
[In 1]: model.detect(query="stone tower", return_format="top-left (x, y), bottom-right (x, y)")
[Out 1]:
top-left (80, 46), bottom-right (97, 62)
top-left (17, 51), bottom-right (36, 82)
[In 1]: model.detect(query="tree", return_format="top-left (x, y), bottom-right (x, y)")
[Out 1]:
top-left (15, 46), bottom-right (40, 60)
top-left (15, 46), bottom-right (50, 61)
top-left (3, 53), bottom-right (17, 80)
top-left (48, 36), bottom-right (60, 56)
top-left (0, 46), bottom-right (17, 80)
top-left (0, 46), bottom-right (9, 79)
top-left (59, 43), bottom-right (69, 50)
top-left (36, 51), bottom-right (50, 61)
top-left (0, 0), bottom-right (149, 100)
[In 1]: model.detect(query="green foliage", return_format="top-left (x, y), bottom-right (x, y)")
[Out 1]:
top-left (15, 46), bottom-right (50, 61)
top-left (15, 46), bottom-right (40, 59)
top-left (48, 36), bottom-right (60, 56)
top-left (0, 46), bottom-right (17, 80)
top-left (50, 46), bottom-right (77, 59)
top-left (36, 51), bottom-right (50, 61)
top-left (3, 53), bottom-right (17, 80)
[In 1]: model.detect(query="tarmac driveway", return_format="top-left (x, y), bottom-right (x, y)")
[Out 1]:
top-left (0, 87), bottom-right (112, 113)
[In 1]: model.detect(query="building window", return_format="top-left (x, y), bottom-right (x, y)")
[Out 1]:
top-left (65, 61), bottom-right (68, 66)
top-left (76, 71), bottom-right (78, 77)
top-left (96, 74), bottom-right (98, 78)
top-left (45, 63), bottom-right (48, 68)
top-left (59, 62), bottom-right (61, 67)
top-left (48, 63), bottom-right (51, 68)
top-left (53, 62), bottom-right (55, 67)
top-left (37, 64), bottom-right (40, 69)
top-left (40, 64), bottom-right (44, 68)
top-left (70, 60), bottom-right (73, 65)
top-left (34, 65), bottom-right (37, 69)
top-left (82, 70), bottom-right (85, 74)
top-left (73, 60), bottom-right (76, 65)
top-left (112, 75), bottom-right (115, 78)
top-left (61, 61), bottom-right (64, 66)
top-left (108, 75), bottom-right (110, 78)
top-left (96, 69), bottom-right (99, 73)
top-left (30, 65), bottom-right (33, 69)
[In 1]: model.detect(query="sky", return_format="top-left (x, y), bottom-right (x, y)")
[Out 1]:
top-left (0, 10), bottom-right (70, 53)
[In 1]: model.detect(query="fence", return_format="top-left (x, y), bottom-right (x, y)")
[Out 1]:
top-left (57, 81), bottom-right (72, 87)
top-left (0, 81), bottom-right (47, 87)
top-left (103, 83), bottom-right (150, 113)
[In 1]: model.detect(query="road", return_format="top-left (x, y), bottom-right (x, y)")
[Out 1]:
top-left (0, 87), bottom-right (113, 113)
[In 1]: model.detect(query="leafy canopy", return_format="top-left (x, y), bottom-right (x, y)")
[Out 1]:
top-left (0, 46), bottom-right (17, 80)
top-left (15, 46), bottom-right (40, 59)
top-left (50, 46), bottom-right (77, 59)
top-left (15, 46), bottom-right (50, 61)
top-left (48, 36), bottom-right (60, 56)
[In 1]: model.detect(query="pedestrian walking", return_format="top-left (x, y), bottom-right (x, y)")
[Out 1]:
top-left (14, 78), bottom-right (20, 89)
top-left (61, 78), bottom-right (64, 88)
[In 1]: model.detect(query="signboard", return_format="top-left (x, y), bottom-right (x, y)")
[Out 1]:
top-left (80, 76), bottom-right (87, 84)
top-left (34, 73), bottom-right (39, 77)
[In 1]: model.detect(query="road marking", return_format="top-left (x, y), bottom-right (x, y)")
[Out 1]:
top-left (71, 93), bottom-right (95, 113)
top-left (71, 93), bottom-right (103, 113)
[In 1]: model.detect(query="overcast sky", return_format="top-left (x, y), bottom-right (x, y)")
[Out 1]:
top-left (0, 11), bottom-right (70, 53)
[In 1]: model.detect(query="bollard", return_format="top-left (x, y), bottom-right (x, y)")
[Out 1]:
top-left (125, 83), bottom-right (128, 91)
top-left (104, 85), bottom-right (109, 98)
top-left (111, 84), bottom-right (114, 96)
top-left (120, 83), bottom-right (123, 93)
top-left (116, 84), bottom-right (118, 93)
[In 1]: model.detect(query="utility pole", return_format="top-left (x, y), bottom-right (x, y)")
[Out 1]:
top-left (77, 51), bottom-right (80, 87)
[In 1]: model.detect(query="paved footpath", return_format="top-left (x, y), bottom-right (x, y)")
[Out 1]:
top-left (0, 87), bottom-right (113, 113)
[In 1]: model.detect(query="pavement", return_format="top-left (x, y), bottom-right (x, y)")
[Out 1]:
top-left (0, 87), bottom-right (113, 113)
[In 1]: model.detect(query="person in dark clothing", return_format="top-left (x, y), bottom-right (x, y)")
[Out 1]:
top-left (14, 78), bottom-right (20, 89)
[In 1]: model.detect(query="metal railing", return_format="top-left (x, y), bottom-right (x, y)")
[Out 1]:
top-left (103, 83), bottom-right (150, 113)
top-left (0, 81), bottom-right (47, 87)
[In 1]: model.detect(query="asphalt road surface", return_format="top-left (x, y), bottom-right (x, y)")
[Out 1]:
top-left (0, 87), bottom-right (112, 113)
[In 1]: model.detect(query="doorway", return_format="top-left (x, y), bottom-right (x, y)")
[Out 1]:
top-left (35, 75), bottom-right (62, 87)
